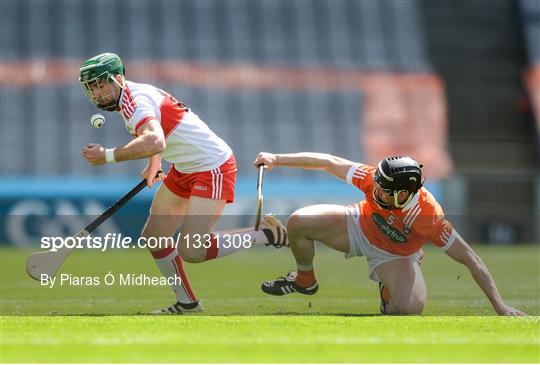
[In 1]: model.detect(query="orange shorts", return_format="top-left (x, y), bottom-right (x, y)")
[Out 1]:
top-left (164, 155), bottom-right (237, 203)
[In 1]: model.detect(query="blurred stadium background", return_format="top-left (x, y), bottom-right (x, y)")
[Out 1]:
top-left (1, 0), bottom-right (539, 245)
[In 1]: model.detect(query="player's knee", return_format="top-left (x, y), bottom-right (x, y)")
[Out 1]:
top-left (177, 229), bottom-right (212, 263)
top-left (393, 298), bottom-right (425, 315)
top-left (286, 210), bottom-right (310, 235)
top-left (179, 248), bottom-right (205, 263)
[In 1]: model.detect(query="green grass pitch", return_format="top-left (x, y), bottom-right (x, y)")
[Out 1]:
top-left (1, 245), bottom-right (539, 362)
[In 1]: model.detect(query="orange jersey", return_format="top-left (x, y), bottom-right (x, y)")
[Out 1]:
top-left (346, 163), bottom-right (456, 256)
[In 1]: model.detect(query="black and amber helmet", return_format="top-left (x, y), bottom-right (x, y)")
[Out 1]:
top-left (373, 156), bottom-right (423, 209)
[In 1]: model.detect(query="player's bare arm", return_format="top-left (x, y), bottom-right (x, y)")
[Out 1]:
top-left (81, 120), bottom-right (165, 166)
top-left (445, 234), bottom-right (526, 316)
top-left (111, 120), bottom-right (166, 162)
top-left (254, 152), bottom-right (355, 181)
top-left (141, 154), bottom-right (164, 188)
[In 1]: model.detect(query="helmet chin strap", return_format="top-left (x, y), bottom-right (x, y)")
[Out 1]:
top-left (373, 187), bottom-right (414, 210)
top-left (393, 190), bottom-right (414, 209)
top-left (111, 74), bottom-right (125, 89)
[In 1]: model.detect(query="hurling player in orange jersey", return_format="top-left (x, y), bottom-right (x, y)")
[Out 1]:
top-left (254, 152), bottom-right (526, 316)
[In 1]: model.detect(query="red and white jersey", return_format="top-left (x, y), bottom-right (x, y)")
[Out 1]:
top-left (346, 163), bottom-right (457, 256)
top-left (117, 81), bottom-right (233, 173)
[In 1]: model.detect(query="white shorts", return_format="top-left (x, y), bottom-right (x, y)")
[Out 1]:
top-left (345, 205), bottom-right (423, 282)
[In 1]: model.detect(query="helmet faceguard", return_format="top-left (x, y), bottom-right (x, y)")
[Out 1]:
top-left (79, 53), bottom-right (125, 111)
top-left (373, 156), bottom-right (423, 209)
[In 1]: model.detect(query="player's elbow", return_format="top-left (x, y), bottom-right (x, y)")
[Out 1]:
top-left (147, 135), bottom-right (166, 155)
top-left (321, 155), bottom-right (342, 174)
top-left (323, 154), bottom-right (340, 168)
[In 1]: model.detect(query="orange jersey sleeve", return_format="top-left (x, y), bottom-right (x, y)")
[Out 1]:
top-left (346, 163), bottom-right (376, 193)
top-left (414, 191), bottom-right (457, 250)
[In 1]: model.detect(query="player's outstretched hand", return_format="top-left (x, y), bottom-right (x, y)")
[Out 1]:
top-left (496, 303), bottom-right (527, 316)
top-left (82, 143), bottom-right (106, 166)
top-left (254, 152), bottom-right (278, 170)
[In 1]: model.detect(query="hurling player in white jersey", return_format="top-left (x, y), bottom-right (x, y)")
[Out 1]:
top-left (79, 53), bottom-right (288, 314)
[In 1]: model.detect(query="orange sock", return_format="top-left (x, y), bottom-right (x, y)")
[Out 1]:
top-left (295, 269), bottom-right (316, 288)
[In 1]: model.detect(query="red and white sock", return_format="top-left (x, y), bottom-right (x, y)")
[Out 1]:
top-left (205, 229), bottom-right (269, 261)
top-left (151, 247), bottom-right (197, 304)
